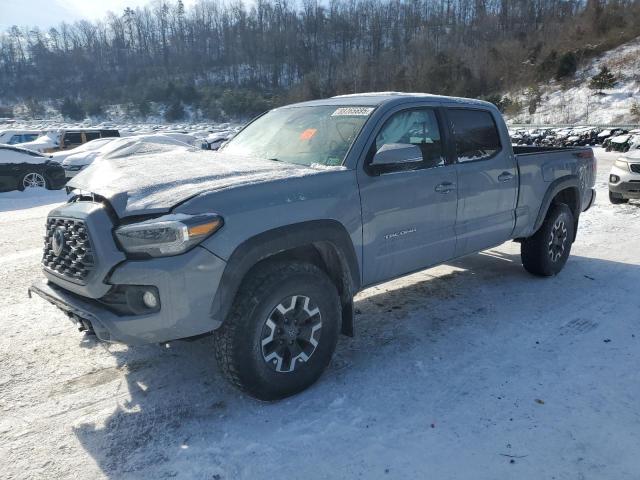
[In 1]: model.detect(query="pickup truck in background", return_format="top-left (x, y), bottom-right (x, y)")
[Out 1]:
top-left (29, 93), bottom-right (597, 400)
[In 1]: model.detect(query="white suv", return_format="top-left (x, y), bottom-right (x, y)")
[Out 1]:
top-left (609, 151), bottom-right (640, 204)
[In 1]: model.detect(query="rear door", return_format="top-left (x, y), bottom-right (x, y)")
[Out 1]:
top-left (358, 106), bottom-right (458, 286)
top-left (446, 108), bottom-right (517, 256)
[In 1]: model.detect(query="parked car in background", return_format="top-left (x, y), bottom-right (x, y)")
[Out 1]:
top-left (50, 137), bottom-right (117, 164)
top-left (608, 133), bottom-right (632, 152)
top-left (16, 129), bottom-right (120, 153)
top-left (15, 131), bottom-right (60, 153)
top-left (0, 129), bottom-right (41, 145)
top-left (609, 151), bottom-right (640, 204)
top-left (0, 145), bottom-right (66, 192)
top-left (61, 133), bottom-right (195, 177)
top-left (603, 129), bottom-right (628, 150)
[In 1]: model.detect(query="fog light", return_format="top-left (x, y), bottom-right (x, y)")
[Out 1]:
top-left (610, 174), bottom-right (620, 183)
top-left (142, 290), bottom-right (159, 309)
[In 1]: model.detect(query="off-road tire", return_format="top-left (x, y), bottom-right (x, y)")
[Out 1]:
top-left (213, 262), bottom-right (340, 400)
top-left (521, 203), bottom-right (575, 277)
top-left (609, 191), bottom-right (629, 204)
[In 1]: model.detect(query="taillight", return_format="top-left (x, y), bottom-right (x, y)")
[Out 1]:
top-left (576, 150), bottom-right (594, 159)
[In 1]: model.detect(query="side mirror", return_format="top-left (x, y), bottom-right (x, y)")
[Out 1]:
top-left (371, 143), bottom-right (422, 166)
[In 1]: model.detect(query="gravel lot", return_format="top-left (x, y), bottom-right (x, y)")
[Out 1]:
top-left (1, 148), bottom-right (639, 480)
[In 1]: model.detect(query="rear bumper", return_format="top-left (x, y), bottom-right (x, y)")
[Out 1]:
top-left (29, 246), bottom-right (227, 344)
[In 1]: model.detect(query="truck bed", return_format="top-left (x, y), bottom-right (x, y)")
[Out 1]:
top-left (511, 145), bottom-right (596, 239)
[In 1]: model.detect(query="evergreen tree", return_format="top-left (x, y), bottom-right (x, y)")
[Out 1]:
top-left (164, 100), bottom-right (185, 121)
top-left (589, 66), bottom-right (617, 93)
top-left (556, 52), bottom-right (577, 80)
top-left (59, 98), bottom-right (84, 121)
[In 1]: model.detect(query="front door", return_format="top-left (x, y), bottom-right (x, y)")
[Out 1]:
top-left (447, 108), bottom-right (518, 256)
top-left (358, 107), bottom-right (458, 286)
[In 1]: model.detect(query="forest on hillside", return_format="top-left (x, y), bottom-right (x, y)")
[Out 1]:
top-left (1, 0), bottom-right (640, 120)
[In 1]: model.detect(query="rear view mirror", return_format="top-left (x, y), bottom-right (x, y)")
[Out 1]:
top-left (371, 143), bottom-right (422, 166)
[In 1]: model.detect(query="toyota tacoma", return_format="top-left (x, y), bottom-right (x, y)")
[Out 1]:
top-left (29, 93), bottom-right (597, 400)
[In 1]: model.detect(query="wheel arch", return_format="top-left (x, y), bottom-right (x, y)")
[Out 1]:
top-left (210, 220), bottom-right (361, 336)
top-left (533, 177), bottom-right (581, 239)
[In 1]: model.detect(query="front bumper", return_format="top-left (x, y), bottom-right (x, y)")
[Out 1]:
top-left (609, 164), bottom-right (640, 199)
top-left (30, 246), bottom-right (227, 344)
top-left (609, 181), bottom-right (640, 199)
top-left (63, 167), bottom-right (84, 178)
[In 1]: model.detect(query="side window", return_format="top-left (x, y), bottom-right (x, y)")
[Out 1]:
top-left (448, 109), bottom-right (501, 162)
top-left (100, 130), bottom-right (119, 138)
top-left (8, 135), bottom-right (21, 144)
top-left (374, 108), bottom-right (445, 170)
top-left (85, 132), bottom-right (100, 141)
top-left (63, 132), bottom-right (83, 147)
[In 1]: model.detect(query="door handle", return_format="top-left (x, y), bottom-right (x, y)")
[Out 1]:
top-left (435, 182), bottom-right (456, 194)
top-left (498, 171), bottom-right (514, 182)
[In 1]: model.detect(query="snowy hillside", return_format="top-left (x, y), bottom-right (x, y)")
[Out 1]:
top-left (507, 37), bottom-right (640, 125)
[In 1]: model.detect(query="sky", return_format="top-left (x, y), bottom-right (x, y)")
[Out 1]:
top-left (0, 0), bottom-right (197, 31)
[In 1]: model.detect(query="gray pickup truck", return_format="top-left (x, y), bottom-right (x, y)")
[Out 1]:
top-left (30, 93), bottom-right (596, 399)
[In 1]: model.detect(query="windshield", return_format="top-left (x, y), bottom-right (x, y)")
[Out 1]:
top-left (222, 105), bottom-right (374, 166)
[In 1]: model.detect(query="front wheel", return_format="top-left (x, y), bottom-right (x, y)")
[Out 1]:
top-left (213, 262), bottom-right (340, 400)
top-left (18, 172), bottom-right (48, 191)
top-left (521, 204), bottom-right (575, 277)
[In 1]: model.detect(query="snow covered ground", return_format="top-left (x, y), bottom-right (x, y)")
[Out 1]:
top-left (507, 36), bottom-right (640, 125)
top-left (1, 149), bottom-right (639, 479)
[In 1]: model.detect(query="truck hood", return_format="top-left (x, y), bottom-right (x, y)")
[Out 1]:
top-left (67, 149), bottom-right (323, 218)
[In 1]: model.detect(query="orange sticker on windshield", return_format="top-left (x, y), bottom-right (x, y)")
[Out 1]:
top-left (299, 128), bottom-right (317, 140)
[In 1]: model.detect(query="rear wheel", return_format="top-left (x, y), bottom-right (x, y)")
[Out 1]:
top-left (213, 262), bottom-right (340, 400)
top-left (19, 172), bottom-right (48, 191)
top-left (521, 204), bottom-right (575, 277)
top-left (609, 191), bottom-right (629, 204)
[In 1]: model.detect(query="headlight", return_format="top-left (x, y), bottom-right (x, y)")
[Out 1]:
top-left (115, 213), bottom-right (223, 257)
top-left (614, 159), bottom-right (630, 171)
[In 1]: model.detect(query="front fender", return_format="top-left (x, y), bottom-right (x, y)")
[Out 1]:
top-left (208, 220), bottom-right (361, 325)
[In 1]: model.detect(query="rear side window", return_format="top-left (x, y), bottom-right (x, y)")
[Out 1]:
top-left (448, 109), bottom-right (501, 162)
top-left (8, 134), bottom-right (37, 144)
top-left (85, 132), bottom-right (100, 141)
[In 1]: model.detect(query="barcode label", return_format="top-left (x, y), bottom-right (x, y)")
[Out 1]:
top-left (331, 107), bottom-right (375, 117)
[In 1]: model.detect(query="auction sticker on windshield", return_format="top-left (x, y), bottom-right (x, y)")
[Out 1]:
top-left (331, 107), bottom-right (375, 116)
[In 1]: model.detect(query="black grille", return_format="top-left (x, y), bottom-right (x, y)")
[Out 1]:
top-left (43, 217), bottom-right (95, 283)
top-left (630, 163), bottom-right (640, 174)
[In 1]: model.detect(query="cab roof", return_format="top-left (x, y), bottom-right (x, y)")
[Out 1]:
top-left (285, 91), bottom-right (495, 109)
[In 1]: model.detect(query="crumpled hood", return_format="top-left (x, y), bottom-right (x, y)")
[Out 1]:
top-left (67, 149), bottom-right (320, 217)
